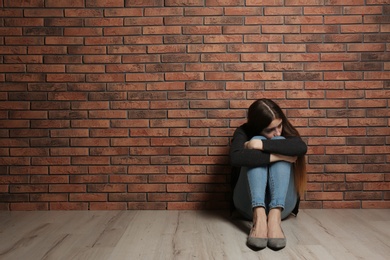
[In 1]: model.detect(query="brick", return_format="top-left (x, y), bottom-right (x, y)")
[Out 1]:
top-left (126, 166), bottom-right (166, 174)
top-left (166, 0), bottom-right (203, 6)
top-left (88, 165), bottom-right (126, 174)
top-left (306, 192), bottom-right (343, 201)
top-left (341, 24), bottom-right (379, 33)
top-left (286, 16), bottom-right (323, 25)
top-left (164, 35), bottom-right (201, 44)
top-left (109, 193), bottom-right (145, 202)
top-left (364, 182), bottom-right (390, 191)
top-left (0, 175), bottom-right (28, 184)
top-left (50, 148), bottom-right (89, 156)
top-left (264, 7), bottom-right (301, 15)
top-left (5, 18), bottom-right (43, 26)
top-left (348, 43), bottom-right (385, 52)
top-left (204, 35), bottom-right (242, 44)
top-left (6, 36), bottom-right (44, 45)
top-left (23, 27), bottom-right (62, 36)
top-left (263, 25), bottom-right (300, 34)
top-left (31, 175), bottom-right (68, 184)
top-left (112, 119), bottom-right (149, 128)
top-left (46, 0), bottom-right (84, 7)
top-left (205, 72), bottom-right (242, 81)
top-left (5, 55), bottom-right (42, 64)
top-left (10, 184), bottom-right (48, 193)
top-left (304, 6), bottom-right (342, 15)
top-left (50, 202), bottom-right (88, 210)
top-left (87, 184), bottom-right (126, 193)
top-left (324, 34), bottom-right (362, 43)
top-left (362, 201), bottom-right (390, 209)
top-left (68, 46), bottom-right (106, 55)
top-left (50, 166), bottom-right (88, 175)
top-left (65, 9), bottom-right (101, 18)
top-left (323, 201), bottom-right (361, 209)
top-left (86, 0), bottom-right (124, 7)
top-left (128, 184), bottom-right (166, 192)
top-left (105, 8), bottom-right (142, 17)
top-left (344, 62), bottom-right (382, 71)
top-left (28, 46), bottom-right (66, 55)
top-left (90, 147), bottom-right (128, 156)
top-left (223, 26), bottom-right (259, 34)
top-left (269, 44), bottom-right (306, 52)
top-left (46, 74), bottom-right (85, 82)
top-left (127, 202), bottom-right (166, 210)
top-left (71, 157), bottom-right (110, 165)
top-left (126, 73), bottom-right (163, 82)
top-left (326, 0), bottom-right (364, 5)
top-left (48, 110), bottom-right (86, 119)
top-left (10, 148), bottom-right (48, 157)
top-left (110, 175), bottom-right (147, 183)
top-left (86, 74), bottom-right (125, 82)
top-left (111, 156), bottom-right (149, 165)
top-left (162, 54), bottom-right (199, 62)
top-left (89, 111), bottom-right (127, 119)
top-left (30, 194), bottom-right (68, 202)
top-left (147, 64), bottom-right (184, 73)
top-left (43, 55), bottom-right (82, 64)
top-left (148, 175), bottom-right (187, 183)
top-left (167, 202), bottom-right (206, 210)
top-left (10, 166), bottom-right (48, 175)
top-left (70, 138), bottom-right (109, 147)
top-left (11, 203), bottom-right (49, 211)
top-left (253, 34), bottom-right (287, 44)
top-left (148, 193), bottom-right (186, 202)
top-left (8, 94), bottom-right (46, 103)
top-left (66, 65), bottom-right (105, 73)
top-left (1, 9), bottom-right (23, 16)
top-left (4, 0), bottom-right (44, 7)
top-left (70, 193), bottom-right (107, 202)
top-left (0, 46), bottom-right (27, 55)
top-left (64, 28), bottom-right (102, 36)
top-left (6, 74), bottom-right (45, 82)
top-left (84, 18), bottom-right (123, 27)
top-left (83, 55), bottom-right (121, 64)
top-left (345, 6), bottom-right (383, 15)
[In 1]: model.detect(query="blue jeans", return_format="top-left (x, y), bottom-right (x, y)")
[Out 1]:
top-left (233, 136), bottom-right (298, 220)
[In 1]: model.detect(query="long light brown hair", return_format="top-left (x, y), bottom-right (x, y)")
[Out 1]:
top-left (247, 99), bottom-right (307, 196)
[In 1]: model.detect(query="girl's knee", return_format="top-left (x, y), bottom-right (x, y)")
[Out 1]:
top-left (251, 135), bottom-right (266, 141)
top-left (271, 136), bottom-right (286, 140)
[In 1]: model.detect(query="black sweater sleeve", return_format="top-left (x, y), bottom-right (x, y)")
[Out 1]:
top-left (229, 125), bottom-right (307, 168)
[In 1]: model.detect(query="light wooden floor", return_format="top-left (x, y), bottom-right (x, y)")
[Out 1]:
top-left (0, 209), bottom-right (389, 260)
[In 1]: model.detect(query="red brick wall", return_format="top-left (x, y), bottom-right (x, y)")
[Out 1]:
top-left (0, 0), bottom-right (389, 210)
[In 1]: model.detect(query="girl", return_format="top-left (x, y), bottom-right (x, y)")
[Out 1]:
top-left (230, 99), bottom-right (307, 250)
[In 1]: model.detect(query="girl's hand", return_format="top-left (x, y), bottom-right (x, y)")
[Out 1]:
top-left (244, 139), bottom-right (263, 150)
top-left (270, 154), bottom-right (297, 163)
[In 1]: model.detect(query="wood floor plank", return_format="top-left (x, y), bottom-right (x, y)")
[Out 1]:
top-left (0, 209), bottom-right (389, 260)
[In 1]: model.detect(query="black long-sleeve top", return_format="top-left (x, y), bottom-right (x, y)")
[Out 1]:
top-left (229, 123), bottom-right (308, 214)
top-left (230, 123), bottom-right (307, 168)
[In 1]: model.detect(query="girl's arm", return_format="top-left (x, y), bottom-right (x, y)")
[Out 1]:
top-left (230, 127), bottom-right (271, 167)
top-left (230, 126), bottom-right (307, 167)
top-left (262, 138), bottom-right (307, 156)
top-left (270, 154), bottom-right (297, 163)
top-left (245, 139), bottom-right (298, 163)
top-left (246, 137), bottom-right (307, 156)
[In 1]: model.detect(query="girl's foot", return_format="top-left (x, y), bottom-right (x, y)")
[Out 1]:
top-left (250, 207), bottom-right (267, 238)
top-left (247, 207), bottom-right (268, 250)
top-left (267, 208), bottom-right (286, 250)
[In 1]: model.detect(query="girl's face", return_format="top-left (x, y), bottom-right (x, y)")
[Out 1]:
top-left (261, 119), bottom-right (283, 139)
